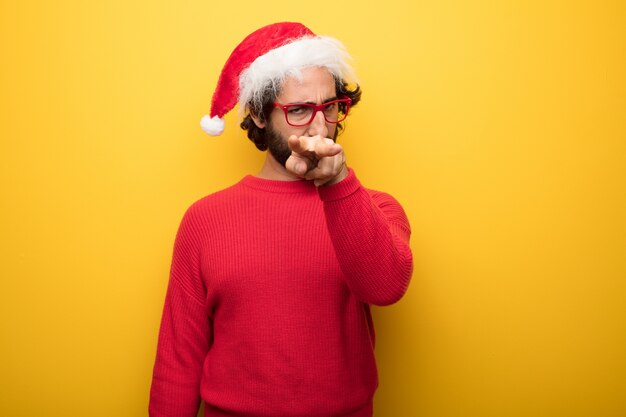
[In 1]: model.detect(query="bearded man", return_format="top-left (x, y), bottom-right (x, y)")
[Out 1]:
top-left (149, 22), bottom-right (413, 417)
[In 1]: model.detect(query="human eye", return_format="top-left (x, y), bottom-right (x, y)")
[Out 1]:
top-left (323, 101), bottom-right (338, 112)
top-left (287, 105), bottom-right (308, 114)
top-left (285, 104), bottom-right (313, 123)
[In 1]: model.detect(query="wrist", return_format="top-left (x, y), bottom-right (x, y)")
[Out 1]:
top-left (322, 164), bottom-right (348, 187)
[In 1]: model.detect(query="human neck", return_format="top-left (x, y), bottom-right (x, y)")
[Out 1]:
top-left (256, 152), bottom-right (301, 181)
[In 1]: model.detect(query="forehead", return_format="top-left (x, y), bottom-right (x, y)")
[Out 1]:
top-left (277, 67), bottom-right (336, 102)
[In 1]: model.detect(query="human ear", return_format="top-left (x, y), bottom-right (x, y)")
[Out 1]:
top-left (250, 112), bottom-right (266, 129)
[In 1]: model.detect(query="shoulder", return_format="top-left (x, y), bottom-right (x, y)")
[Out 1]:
top-left (364, 186), bottom-right (408, 216)
top-left (365, 188), bottom-right (411, 231)
top-left (187, 179), bottom-right (248, 213)
top-left (336, 168), bottom-right (406, 210)
top-left (366, 188), bottom-right (403, 208)
top-left (178, 179), bottom-right (248, 231)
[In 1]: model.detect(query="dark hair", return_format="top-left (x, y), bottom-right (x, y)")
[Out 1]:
top-left (240, 77), bottom-right (362, 151)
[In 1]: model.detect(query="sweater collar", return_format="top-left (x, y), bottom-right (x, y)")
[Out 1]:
top-left (240, 175), bottom-right (318, 194)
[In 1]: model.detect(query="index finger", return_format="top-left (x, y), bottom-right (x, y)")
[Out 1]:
top-left (288, 135), bottom-right (341, 158)
top-left (287, 135), bottom-right (312, 154)
top-left (313, 138), bottom-right (342, 158)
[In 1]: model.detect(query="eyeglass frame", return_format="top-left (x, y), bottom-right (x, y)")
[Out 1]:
top-left (272, 97), bottom-right (352, 127)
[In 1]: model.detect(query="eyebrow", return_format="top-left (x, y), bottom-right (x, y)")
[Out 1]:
top-left (286, 96), bottom-right (338, 105)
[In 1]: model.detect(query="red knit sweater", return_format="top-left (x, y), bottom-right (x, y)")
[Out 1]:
top-left (149, 169), bottom-right (413, 417)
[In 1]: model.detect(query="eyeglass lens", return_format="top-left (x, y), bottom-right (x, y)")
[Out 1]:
top-left (286, 101), bottom-right (348, 126)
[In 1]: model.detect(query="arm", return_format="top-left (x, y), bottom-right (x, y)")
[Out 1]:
top-left (318, 168), bottom-right (413, 306)
top-left (149, 208), bottom-right (211, 417)
top-left (285, 136), bottom-right (413, 305)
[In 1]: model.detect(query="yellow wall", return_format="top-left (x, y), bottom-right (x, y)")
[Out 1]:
top-left (1, 1), bottom-right (625, 416)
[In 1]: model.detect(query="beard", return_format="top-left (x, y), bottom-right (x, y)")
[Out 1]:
top-left (266, 123), bottom-right (292, 168)
top-left (265, 123), bottom-right (339, 168)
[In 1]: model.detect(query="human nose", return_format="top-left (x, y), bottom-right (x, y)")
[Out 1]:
top-left (306, 108), bottom-right (328, 138)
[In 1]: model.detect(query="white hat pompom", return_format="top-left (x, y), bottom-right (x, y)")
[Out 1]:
top-left (200, 115), bottom-right (225, 136)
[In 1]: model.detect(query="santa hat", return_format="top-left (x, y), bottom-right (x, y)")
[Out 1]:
top-left (200, 22), bottom-right (357, 136)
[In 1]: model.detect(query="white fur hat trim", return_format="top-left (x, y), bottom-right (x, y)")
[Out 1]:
top-left (238, 36), bottom-right (357, 117)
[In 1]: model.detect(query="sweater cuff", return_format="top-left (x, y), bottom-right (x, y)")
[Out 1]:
top-left (318, 167), bottom-right (362, 201)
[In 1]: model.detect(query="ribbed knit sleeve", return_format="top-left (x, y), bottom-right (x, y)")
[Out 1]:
top-left (149, 206), bottom-right (212, 417)
top-left (318, 169), bottom-right (413, 306)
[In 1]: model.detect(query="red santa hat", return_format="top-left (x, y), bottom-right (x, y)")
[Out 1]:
top-left (200, 22), bottom-right (357, 136)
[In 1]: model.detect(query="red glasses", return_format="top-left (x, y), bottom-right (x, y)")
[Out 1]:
top-left (273, 97), bottom-right (352, 127)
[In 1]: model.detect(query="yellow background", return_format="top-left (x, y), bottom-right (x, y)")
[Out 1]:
top-left (1, 1), bottom-right (625, 416)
